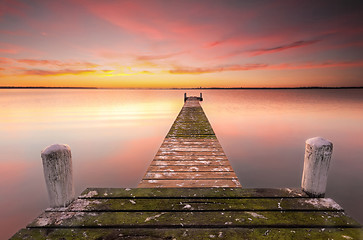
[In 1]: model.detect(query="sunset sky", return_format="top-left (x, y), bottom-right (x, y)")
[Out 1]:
top-left (0, 0), bottom-right (362, 88)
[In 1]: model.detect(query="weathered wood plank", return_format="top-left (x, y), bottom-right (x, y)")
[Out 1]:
top-left (143, 171), bottom-right (238, 179)
top-left (161, 141), bottom-right (222, 146)
top-left (160, 145), bottom-right (223, 149)
top-left (156, 151), bottom-right (226, 156)
top-left (166, 135), bottom-right (217, 139)
top-left (79, 188), bottom-right (309, 199)
top-left (153, 155), bottom-right (228, 160)
top-left (138, 179), bottom-right (241, 188)
top-left (49, 198), bottom-right (344, 212)
top-left (163, 138), bottom-right (220, 143)
top-left (151, 160), bottom-right (230, 166)
top-left (147, 165), bottom-right (234, 172)
top-left (28, 211), bottom-right (360, 228)
top-left (11, 228), bottom-right (363, 240)
top-left (158, 147), bottom-right (224, 152)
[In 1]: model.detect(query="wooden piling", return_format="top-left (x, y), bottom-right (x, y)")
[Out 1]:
top-left (41, 144), bottom-right (75, 208)
top-left (301, 137), bottom-right (333, 197)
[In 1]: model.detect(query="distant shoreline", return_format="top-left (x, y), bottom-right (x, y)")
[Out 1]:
top-left (1, 86), bottom-right (363, 90)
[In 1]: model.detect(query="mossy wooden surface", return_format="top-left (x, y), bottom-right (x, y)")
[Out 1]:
top-left (140, 97), bottom-right (240, 187)
top-left (51, 198), bottom-right (343, 212)
top-left (27, 211), bottom-right (360, 228)
top-left (11, 188), bottom-right (362, 239)
top-left (79, 187), bottom-right (309, 198)
top-left (11, 228), bottom-right (363, 240)
top-left (139, 179), bottom-right (241, 188)
top-left (166, 105), bottom-right (215, 139)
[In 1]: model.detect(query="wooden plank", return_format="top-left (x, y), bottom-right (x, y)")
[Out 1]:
top-left (160, 144), bottom-right (223, 148)
top-left (50, 198), bottom-right (344, 212)
top-left (160, 144), bottom-right (223, 150)
top-left (162, 140), bottom-right (221, 144)
top-left (162, 139), bottom-right (221, 144)
top-left (138, 179), bottom-right (241, 188)
top-left (151, 160), bottom-right (231, 166)
top-left (28, 211), bottom-right (360, 228)
top-left (158, 147), bottom-right (224, 152)
top-left (166, 135), bottom-right (217, 139)
top-left (164, 139), bottom-right (219, 142)
top-left (153, 155), bottom-right (228, 160)
top-left (156, 151), bottom-right (226, 156)
top-left (12, 228), bottom-right (363, 240)
top-left (143, 171), bottom-right (238, 179)
top-left (147, 165), bottom-right (234, 172)
top-left (164, 138), bottom-right (220, 142)
top-left (80, 188), bottom-right (309, 199)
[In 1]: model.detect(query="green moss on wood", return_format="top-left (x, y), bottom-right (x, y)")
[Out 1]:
top-left (55, 198), bottom-right (343, 212)
top-left (79, 188), bottom-right (309, 199)
top-left (29, 211), bottom-right (360, 228)
top-left (11, 228), bottom-right (363, 240)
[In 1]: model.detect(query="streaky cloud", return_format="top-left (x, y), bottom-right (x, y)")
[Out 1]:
top-left (249, 39), bottom-right (321, 56)
top-left (169, 63), bottom-right (268, 74)
top-left (136, 51), bottom-right (186, 61)
top-left (16, 59), bottom-right (99, 68)
top-left (169, 60), bottom-right (363, 74)
top-left (22, 69), bottom-right (97, 76)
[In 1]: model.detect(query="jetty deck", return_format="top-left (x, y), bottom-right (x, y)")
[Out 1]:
top-left (11, 95), bottom-right (363, 239)
top-left (138, 96), bottom-right (241, 188)
top-left (11, 188), bottom-right (363, 239)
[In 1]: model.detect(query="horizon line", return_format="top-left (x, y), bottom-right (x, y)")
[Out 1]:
top-left (1, 86), bottom-right (363, 90)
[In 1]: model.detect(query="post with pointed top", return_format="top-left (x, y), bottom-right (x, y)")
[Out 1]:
top-left (184, 92), bottom-right (187, 102)
top-left (301, 137), bottom-right (333, 197)
top-left (41, 144), bottom-right (75, 208)
top-left (200, 92), bottom-right (203, 101)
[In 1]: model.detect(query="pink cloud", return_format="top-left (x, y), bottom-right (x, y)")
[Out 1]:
top-left (22, 69), bottom-right (97, 76)
top-left (0, 57), bottom-right (13, 64)
top-left (80, 0), bottom-right (248, 44)
top-left (81, 1), bottom-right (166, 40)
top-left (136, 51), bottom-right (186, 61)
top-left (0, 0), bottom-right (28, 18)
top-left (169, 60), bottom-right (363, 74)
top-left (0, 42), bottom-right (25, 55)
top-left (248, 39), bottom-right (321, 56)
top-left (16, 59), bottom-right (99, 68)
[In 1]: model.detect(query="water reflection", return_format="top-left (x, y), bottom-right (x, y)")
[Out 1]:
top-left (0, 89), bottom-right (362, 238)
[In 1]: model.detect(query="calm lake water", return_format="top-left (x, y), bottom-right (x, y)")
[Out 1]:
top-left (1, 89), bottom-right (362, 238)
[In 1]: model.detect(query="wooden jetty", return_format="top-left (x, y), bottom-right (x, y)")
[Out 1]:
top-left (138, 95), bottom-right (240, 188)
top-left (11, 95), bottom-right (363, 239)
